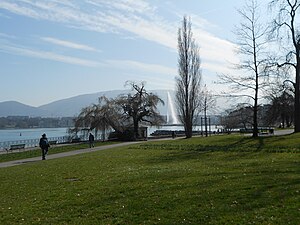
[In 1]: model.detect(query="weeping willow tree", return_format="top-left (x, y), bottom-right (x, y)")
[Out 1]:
top-left (71, 96), bottom-right (116, 141)
top-left (72, 81), bottom-right (164, 141)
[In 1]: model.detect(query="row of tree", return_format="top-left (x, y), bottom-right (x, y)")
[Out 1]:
top-left (71, 15), bottom-right (205, 140)
top-left (222, 94), bottom-right (294, 132)
top-left (175, 0), bottom-right (299, 138)
top-left (72, 0), bottom-right (299, 140)
top-left (220, 0), bottom-right (299, 137)
top-left (0, 116), bottom-right (74, 129)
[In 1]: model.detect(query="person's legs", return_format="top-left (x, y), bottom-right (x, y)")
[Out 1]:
top-left (42, 148), bottom-right (46, 160)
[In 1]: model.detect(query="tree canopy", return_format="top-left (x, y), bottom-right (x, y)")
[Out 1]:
top-left (73, 81), bottom-right (164, 140)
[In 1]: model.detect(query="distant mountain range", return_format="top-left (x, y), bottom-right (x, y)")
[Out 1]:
top-left (0, 90), bottom-right (172, 117)
top-left (0, 101), bottom-right (50, 117)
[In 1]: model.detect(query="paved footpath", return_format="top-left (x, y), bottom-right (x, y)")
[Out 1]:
top-left (0, 130), bottom-right (294, 169)
top-left (0, 142), bottom-right (139, 168)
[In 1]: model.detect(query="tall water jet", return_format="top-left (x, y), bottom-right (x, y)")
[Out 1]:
top-left (167, 91), bottom-right (179, 124)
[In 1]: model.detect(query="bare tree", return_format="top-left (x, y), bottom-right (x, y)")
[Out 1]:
top-left (118, 81), bottom-right (164, 140)
top-left (176, 16), bottom-right (202, 138)
top-left (270, 0), bottom-right (300, 132)
top-left (219, 0), bottom-right (268, 137)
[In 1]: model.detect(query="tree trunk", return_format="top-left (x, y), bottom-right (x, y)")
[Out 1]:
top-left (186, 120), bottom-right (193, 138)
top-left (253, 104), bottom-right (258, 137)
top-left (204, 99), bottom-right (208, 137)
top-left (133, 118), bottom-right (139, 140)
top-left (294, 52), bottom-right (300, 132)
top-left (281, 114), bottom-right (285, 128)
top-left (252, 70), bottom-right (259, 138)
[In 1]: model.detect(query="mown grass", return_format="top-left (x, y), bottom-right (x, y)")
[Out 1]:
top-left (135, 132), bottom-right (300, 153)
top-left (0, 134), bottom-right (299, 224)
top-left (0, 141), bottom-right (119, 163)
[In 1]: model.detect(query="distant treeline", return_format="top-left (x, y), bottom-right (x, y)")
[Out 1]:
top-left (0, 116), bottom-right (75, 129)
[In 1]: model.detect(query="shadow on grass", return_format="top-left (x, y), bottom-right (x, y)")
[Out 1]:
top-left (130, 133), bottom-right (300, 166)
top-left (134, 137), bottom-right (266, 154)
top-left (136, 144), bottom-right (300, 222)
top-left (227, 136), bottom-right (267, 152)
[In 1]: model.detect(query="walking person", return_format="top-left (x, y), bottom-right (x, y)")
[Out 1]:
top-left (39, 133), bottom-right (50, 160)
top-left (172, 131), bottom-right (176, 139)
top-left (89, 132), bottom-right (95, 148)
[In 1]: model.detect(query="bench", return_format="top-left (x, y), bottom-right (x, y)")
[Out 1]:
top-left (9, 144), bottom-right (25, 151)
top-left (71, 138), bottom-right (81, 143)
top-left (49, 140), bottom-right (57, 145)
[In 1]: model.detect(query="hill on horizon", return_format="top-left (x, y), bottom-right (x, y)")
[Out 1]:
top-left (0, 90), bottom-right (173, 117)
top-left (0, 101), bottom-right (49, 117)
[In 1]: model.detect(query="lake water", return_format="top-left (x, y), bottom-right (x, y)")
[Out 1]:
top-left (148, 125), bottom-right (221, 135)
top-left (0, 125), bottom-right (221, 143)
top-left (0, 128), bottom-right (69, 142)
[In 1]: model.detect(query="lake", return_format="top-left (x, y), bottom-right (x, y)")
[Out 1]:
top-left (0, 125), bottom-right (221, 143)
top-left (0, 128), bottom-right (69, 142)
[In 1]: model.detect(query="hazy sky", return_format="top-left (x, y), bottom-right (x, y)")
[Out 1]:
top-left (0, 0), bottom-right (267, 107)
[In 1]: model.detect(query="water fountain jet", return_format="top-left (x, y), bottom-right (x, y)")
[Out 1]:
top-left (167, 91), bottom-right (180, 125)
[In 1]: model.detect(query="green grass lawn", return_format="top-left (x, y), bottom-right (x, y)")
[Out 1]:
top-left (0, 134), bottom-right (299, 224)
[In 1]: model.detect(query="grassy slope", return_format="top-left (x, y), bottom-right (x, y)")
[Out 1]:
top-left (0, 134), bottom-right (299, 224)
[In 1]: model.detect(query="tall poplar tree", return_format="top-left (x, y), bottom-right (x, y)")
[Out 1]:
top-left (176, 16), bottom-right (202, 138)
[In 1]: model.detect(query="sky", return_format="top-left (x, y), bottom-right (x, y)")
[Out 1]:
top-left (0, 0), bottom-right (263, 107)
